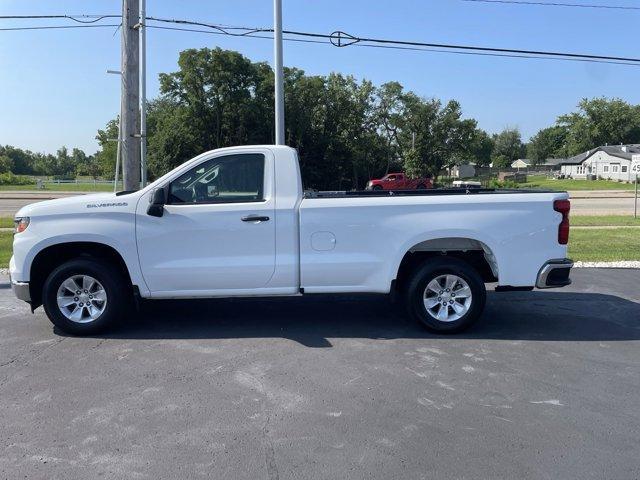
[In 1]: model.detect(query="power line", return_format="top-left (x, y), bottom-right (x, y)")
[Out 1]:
top-left (461, 0), bottom-right (640, 10)
top-left (145, 15), bottom-right (270, 37)
top-left (0, 24), bottom-right (119, 31)
top-left (284, 28), bottom-right (640, 63)
top-left (0, 14), bottom-right (120, 22)
top-left (2, 13), bottom-right (640, 66)
top-left (146, 24), bottom-right (640, 67)
top-left (144, 17), bottom-right (640, 66)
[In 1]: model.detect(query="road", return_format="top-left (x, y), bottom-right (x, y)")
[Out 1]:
top-left (568, 190), bottom-right (638, 216)
top-left (0, 269), bottom-right (638, 479)
top-left (0, 192), bottom-right (83, 217)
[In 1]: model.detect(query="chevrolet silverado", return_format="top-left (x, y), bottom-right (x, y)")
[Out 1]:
top-left (10, 145), bottom-right (573, 335)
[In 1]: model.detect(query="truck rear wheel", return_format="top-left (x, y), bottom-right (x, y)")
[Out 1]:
top-left (42, 258), bottom-right (128, 335)
top-left (405, 257), bottom-right (486, 334)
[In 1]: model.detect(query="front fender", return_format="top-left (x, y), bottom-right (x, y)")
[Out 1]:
top-left (12, 220), bottom-right (148, 297)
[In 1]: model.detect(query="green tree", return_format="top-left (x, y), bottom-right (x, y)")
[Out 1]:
top-left (93, 47), bottom-right (534, 190)
top-left (557, 97), bottom-right (640, 155)
top-left (468, 129), bottom-right (494, 167)
top-left (0, 155), bottom-right (14, 174)
top-left (95, 119), bottom-right (120, 179)
top-left (527, 125), bottom-right (567, 165)
top-left (0, 145), bottom-right (36, 174)
top-left (492, 128), bottom-right (524, 167)
top-left (399, 97), bottom-right (478, 178)
top-left (54, 146), bottom-right (75, 178)
top-left (491, 154), bottom-right (511, 169)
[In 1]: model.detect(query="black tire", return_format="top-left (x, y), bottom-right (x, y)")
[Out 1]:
top-left (405, 257), bottom-right (486, 334)
top-left (372, 185), bottom-right (383, 191)
top-left (416, 184), bottom-right (427, 190)
top-left (42, 258), bottom-right (129, 335)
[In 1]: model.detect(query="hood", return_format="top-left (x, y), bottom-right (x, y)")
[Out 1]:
top-left (15, 192), bottom-right (139, 218)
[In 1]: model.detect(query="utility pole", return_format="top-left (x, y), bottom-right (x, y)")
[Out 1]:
top-left (121, 0), bottom-right (141, 190)
top-left (139, 0), bottom-right (147, 187)
top-left (273, 0), bottom-right (285, 145)
top-left (635, 173), bottom-right (638, 219)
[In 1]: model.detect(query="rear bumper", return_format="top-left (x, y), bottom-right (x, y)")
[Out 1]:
top-left (536, 259), bottom-right (573, 289)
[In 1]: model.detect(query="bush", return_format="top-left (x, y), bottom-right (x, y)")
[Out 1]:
top-left (0, 173), bottom-right (34, 186)
top-left (488, 179), bottom-right (520, 189)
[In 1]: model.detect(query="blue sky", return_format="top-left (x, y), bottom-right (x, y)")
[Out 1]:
top-left (1, 0), bottom-right (639, 154)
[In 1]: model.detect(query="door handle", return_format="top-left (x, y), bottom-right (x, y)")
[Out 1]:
top-left (241, 215), bottom-right (270, 222)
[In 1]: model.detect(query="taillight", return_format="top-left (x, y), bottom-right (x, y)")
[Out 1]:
top-left (554, 199), bottom-right (570, 245)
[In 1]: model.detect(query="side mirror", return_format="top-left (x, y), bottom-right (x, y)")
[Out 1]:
top-left (147, 188), bottom-right (166, 217)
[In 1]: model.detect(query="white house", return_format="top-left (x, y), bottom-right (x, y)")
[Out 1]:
top-left (559, 145), bottom-right (640, 182)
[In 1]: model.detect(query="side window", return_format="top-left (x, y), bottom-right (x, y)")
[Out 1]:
top-left (621, 165), bottom-right (628, 173)
top-left (168, 153), bottom-right (265, 204)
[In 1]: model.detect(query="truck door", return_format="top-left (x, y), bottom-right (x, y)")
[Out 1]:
top-left (135, 151), bottom-right (276, 294)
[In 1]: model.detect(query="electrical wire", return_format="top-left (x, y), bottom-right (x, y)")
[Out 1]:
top-left (0, 14), bottom-right (120, 23)
top-left (145, 16), bottom-right (270, 37)
top-left (2, 13), bottom-right (639, 66)
top-left (145, 18), bottom-right (640, 66)
top-left (461, 0), bottom-right (640, 10)
top-left (0, 24), bottom-right (120, 31)
top-left (146, 23), bottom-right (640, 67)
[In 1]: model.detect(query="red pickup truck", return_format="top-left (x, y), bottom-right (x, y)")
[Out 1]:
top-left (366, 173), bottom-right (433, 191)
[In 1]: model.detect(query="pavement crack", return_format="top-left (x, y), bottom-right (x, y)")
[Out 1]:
top-left (0, 356), bottom-right (20, 368)
top-left (262, 409), bottom-right (280, 480)
top-left (0, 337), bottom-right (66, 389)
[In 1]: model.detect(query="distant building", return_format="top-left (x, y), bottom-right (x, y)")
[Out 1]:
top-left (559, 145), bottom-right (640, 181)
top-left (511, 159), bottom-right (531, 170)
top-left (511, 158), bottom-right (563, 170)
top-left (450, 164), bottom-right (476, 179)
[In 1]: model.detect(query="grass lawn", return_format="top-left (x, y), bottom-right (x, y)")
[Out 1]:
top-left (571, 215), bottom-right (640, 227)
top-left (522, 175), bottom-right (635, 191)
top-left (0, 182), bottom-right (120, 192)
top-left (0, 232), bottom-right (12, 268)
top-left (568, 228), bottom-right (640, 262)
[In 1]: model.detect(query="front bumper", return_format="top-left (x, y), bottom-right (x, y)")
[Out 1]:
top-left (9, 274), bottom-right (30, 302)
top-left (536, 259), bottom-right (573, 289)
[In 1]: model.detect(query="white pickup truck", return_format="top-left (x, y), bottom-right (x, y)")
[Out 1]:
top-left (10, 145), bottom-right (572, 335)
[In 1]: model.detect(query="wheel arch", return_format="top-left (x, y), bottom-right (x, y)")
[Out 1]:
top-left (392, 235), bottom-right (498, 293)
top-left (29, 241), bottom-right (134, 308)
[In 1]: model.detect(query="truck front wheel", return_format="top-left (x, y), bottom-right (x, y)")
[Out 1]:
top-left (42, 258), bottom-right (128, 335)
top-left (405, 257), bottom-right (486, 334)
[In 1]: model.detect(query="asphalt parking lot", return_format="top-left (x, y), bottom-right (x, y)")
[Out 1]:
top-left (1, 269), bottom-right (639, 479)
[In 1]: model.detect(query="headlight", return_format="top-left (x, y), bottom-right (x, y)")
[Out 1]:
top-left (14, 217), bottom-right (30, 234)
